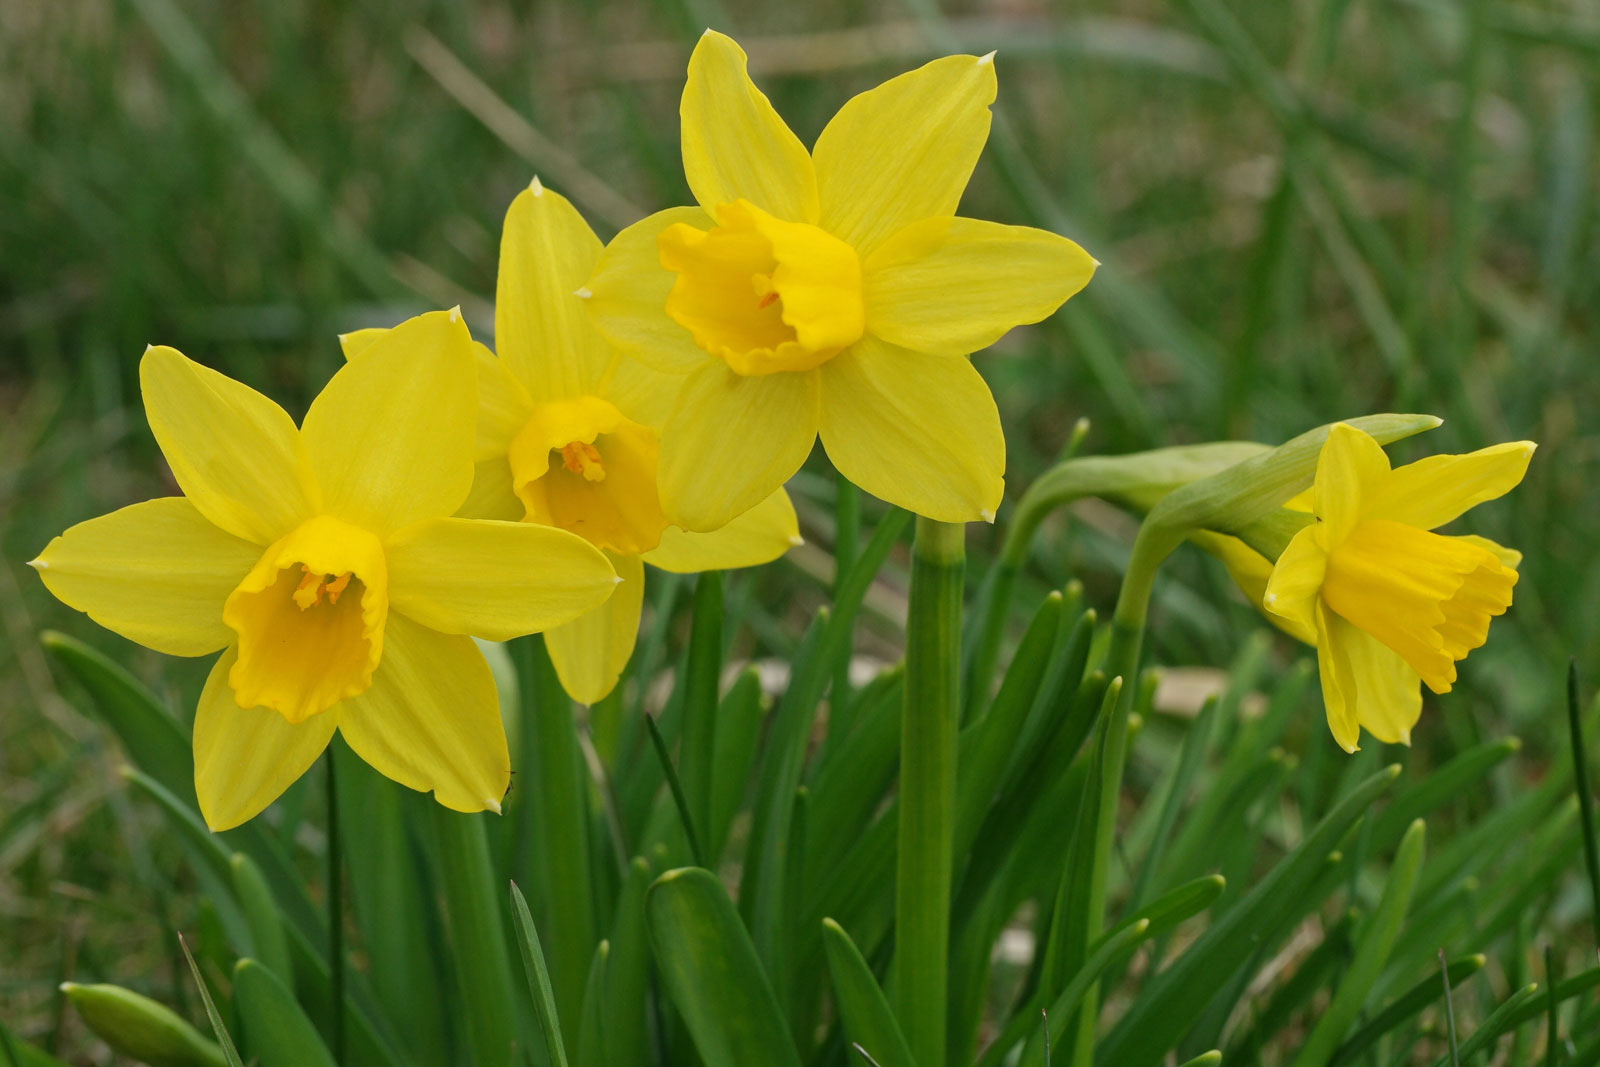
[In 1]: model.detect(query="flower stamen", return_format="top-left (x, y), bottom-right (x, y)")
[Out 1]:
top-left (560, 441), bottom-right (607, 482)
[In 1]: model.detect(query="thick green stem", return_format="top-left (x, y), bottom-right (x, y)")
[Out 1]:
top-left (513, 634), bottom-right (595, 1056)
top-left (325, 751), bottom-right (344, 1065)
top-left (894, 517), bottom-right (964, 1067)
top-left (833, 470), bottom-right (861, 734)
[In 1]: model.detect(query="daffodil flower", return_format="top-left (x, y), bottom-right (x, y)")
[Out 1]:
top-left (32, 312), bottom-right (619, 829)
top-left (1260, 423), bottom-right (1534, 751)
top-left (344, 183), bottom-right (800, 705)
top-left (583, 30), bottom-right (1097, 531)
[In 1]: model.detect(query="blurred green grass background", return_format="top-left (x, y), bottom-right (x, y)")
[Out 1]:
top-left (1, 0), bottom-right (1595, 1058)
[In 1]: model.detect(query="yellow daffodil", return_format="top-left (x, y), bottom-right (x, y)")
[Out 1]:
top-left (583, 30), bottom-right (1097, 531)
top-left (1259, 423), bottom-right (1534, 751)
top-left (344, 182), bottom-right (800, 705)
top-left (32, 312), bottom-right (618, 829)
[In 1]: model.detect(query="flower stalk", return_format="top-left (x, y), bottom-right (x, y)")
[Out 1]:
top-left (894, 516), bottom-right (964, 1067)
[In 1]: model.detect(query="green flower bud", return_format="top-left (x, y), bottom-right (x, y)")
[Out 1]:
top-left (61, 983), bottom-right (227, 1067)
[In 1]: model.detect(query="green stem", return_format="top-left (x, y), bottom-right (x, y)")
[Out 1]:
top-left (325, 751), bottom-right (344, 1065)
top-left (1069, 523), bottom-right (1178, 1062)
top-left (678, 571), bottom-right (723, 852)
top-left (834, 471), bottom-right (861, 734)
top-left (513, 635), bottom-right (595, 1056)
top-left (894, 516), bottom-right (964, 1067)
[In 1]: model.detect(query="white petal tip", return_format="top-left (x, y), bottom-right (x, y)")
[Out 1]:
top-left (613, 575), bottom-right (626, 585)
top-left (573, 286), bottom-right (593, 299)
top-left (980, 509), bottom-right (996, 523)
top-left (1091, 258), bottom-right (1103, 268)
top-left (448, 306), bottom-right (462, 323)
top-left (789, 535), bottom-right (805, 546)
top-left (484, 797), bottom-right (503, 815)
top-left (530, 175), bottom-right (544, 195)
top-left (701, 27), bottom-right (714, 36)
top-left (978, 50), bottom-right (996, 66)
top-left (26, 558), bottom-right (43, 570)
top-left (144, 343), bottom-right (155, 354)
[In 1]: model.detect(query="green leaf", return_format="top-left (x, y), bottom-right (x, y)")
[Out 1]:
top-left (646, 867), bottom-right (802, 1067)
top-left (601, 858), bottom-right (653, 1067)
top-left (1425, 983), bottom-right (1543, 1067)
top-left (709, 667), bottom-right (766, 865)
top-left (232, 959), bottom-right (337, 1067)
top-left (509, 881), bottom-right (570, 1067)
top-left (178, 933), bottom-right (244, 1067)
top-left (1292, 818), bottom-right (1426, 1067)
top-left (820, 918), bottom-right (916, 1067)
top-left (575, 941), bottom-right (609, 1067)
top-left (1329, 955), bottom-right (1485, 1066)
top-left (229, 853), bottom-right (293, 996)
top-left (677, 571), bottom-right (723, 852)
top-left (1099, 765), bottom-right (1401, 1066)
top-left (1018, 918), bottom-right (1152, 1067)
top-left (61, 982), bottom-right (227, 1067)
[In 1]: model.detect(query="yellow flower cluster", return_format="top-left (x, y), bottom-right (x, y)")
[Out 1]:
top-left (28, 31), bottom-right (1538, 829)
top-left (30, 32), bottom-right (1097, 829)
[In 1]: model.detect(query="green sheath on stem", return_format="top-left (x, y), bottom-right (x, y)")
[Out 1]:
top-left (894, 516), bottom-right (964, 1067)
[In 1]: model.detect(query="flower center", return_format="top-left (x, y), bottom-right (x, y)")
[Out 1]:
top-left (1321, 519), bottom-right (1515, 694)
top-left (507, 396), bottom-right (669, 556)
top-left (222, 515), bottom-right (388, 723)
top-left (561, 440), bottom-right (606, 482)
top-left (658, 198), bottom-right (865, 375)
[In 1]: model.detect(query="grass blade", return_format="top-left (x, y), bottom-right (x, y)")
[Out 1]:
top-left (509, 881), bottom-right (570, 1067)
top-left (178, 934), bottom-right (244, 1067)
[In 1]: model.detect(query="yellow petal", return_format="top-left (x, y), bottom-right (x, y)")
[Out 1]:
top-left (1313, 423), bottom-right (1391, 545)
top-left (1453, 533), bottom-right (1522, 571)
top-left (335, 613), bottom-right (509, 813)
top-left (32, 498), bottom-right (258, 657)
top-left (644, 489), bottom-right (801, 573)
top-left (1314, 603), bottom-right (1361, 753)
top-left (140, 346), bottom-right (315, 545)
top-left (681, 31), bottom-right (818, 223)
top-left (600, 351), bottom-right (682, 430)
top-left (544, 552), bottom-right (644, 704)
top-left (194, 645), bottom-right (338, 830)
top-left (813, 53), bottom-right (997, 254)
top-left (457, 458), bottom-right (525, 521)
top-left (863, 217), bottom-right (1096, 356)
top-left (1190, 530), bottom-right (1317, 646)
top-left (1365, 440), bottom-right (1536, 531)
top-left (474, 344), bottom-right (534, 461)
top-left (1325, 612), bottom-right (1423, 746)
top-left (658, 361), bottom-right (819, 532)
top-left (387, 517), bottom-right (617, 642)
top-left (342, 328), bottom-right (527, 463)
top-left (585, 207), bottom-right (717, 374)
top-left (817, 337), bottom-right (1002, 522)
top-left (302, 310), bottom-right (476, 536)
top-left (1261, 525), bottom-right (1327, 643)
top-left (498, 183), bottom-right (613, 403)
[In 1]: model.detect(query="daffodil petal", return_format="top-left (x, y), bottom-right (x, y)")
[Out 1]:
top-left (600, 351), bottom-right (684, 430)
top-left (1326, 612), bottom-right (1422, 745)
top-left (863, 217), bottom-right (1096, 355)
top-left (544, 551), bottom-right (645, 705)
top-left (194, 645), bottom-right (338, 830)
top-left (336, 613), bottom-right (509, 813)
top-left (644, 488), bottom-right (800, 573)
top-left (1314, 603), bottom-right (1361, 753)
top-left (658, 361), bottom-right (819, 532)
top-left (140, 346), bottom-right (315, 545)
top-left (817, 338), bottom-right (1002, 522)
top-left (1314, 423), bottom-right (1391, 545)
top-left (1452, 533), bottom-right (1522, 571)
top-left (457, 458), bottom-right (524, 522)
top-left (338, 329), bottom-right (386, 359)
top-left (387, 517), bottom-right (617, 642)
top-left (1261, 525), bottom-right (1326, 642)
top-left (813, 53), bottom-right (997, 254)
top-left (1365, 441), bottom-right (1536, 531)
top-left (474, 345), bottom-right (534, 461)
top-left (33, 498), bottom-right (258, 657)
top-left (681, 31), bottom-right (818, 222)
top-left (1191, 530), bottom-right (1318, 647)
top-left (302, 310), bottom-right (477, 536)
top-left (586, 207), bottom-right (717, 374)
top-left (498, 183), bottom-right (613, 403)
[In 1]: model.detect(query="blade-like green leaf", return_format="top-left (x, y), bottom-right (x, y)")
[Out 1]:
top-left (646, 867), bottom-right (802, 1067)
top-left (232, 959), bottom-right (337, 1067)
top-left (820, 918), bottom-right (916, 1067)
top-left (575, 941), bottom-right (609, 1067)
top-left (178, 934), bottom-right (244, 1067)
top-left (229, 853), bottom-right (293, 994)
top-left (510, 880), bottom-right (569, 1067)
top-left (1329, 955), bottom-right (1485, 1066)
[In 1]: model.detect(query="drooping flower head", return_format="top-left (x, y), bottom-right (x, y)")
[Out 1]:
top-left (32, 312), bottom-right (619, 829)
top-left (345, 183), bottom-right (800, 704)
top-left (1261, 423), bottom-right (1534, 751)
top-left (584, 30), bottom-right (1097, 531)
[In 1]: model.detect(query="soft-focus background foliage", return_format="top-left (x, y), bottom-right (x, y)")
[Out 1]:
top-left (2, 0), bottom-right (1595, 1060)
